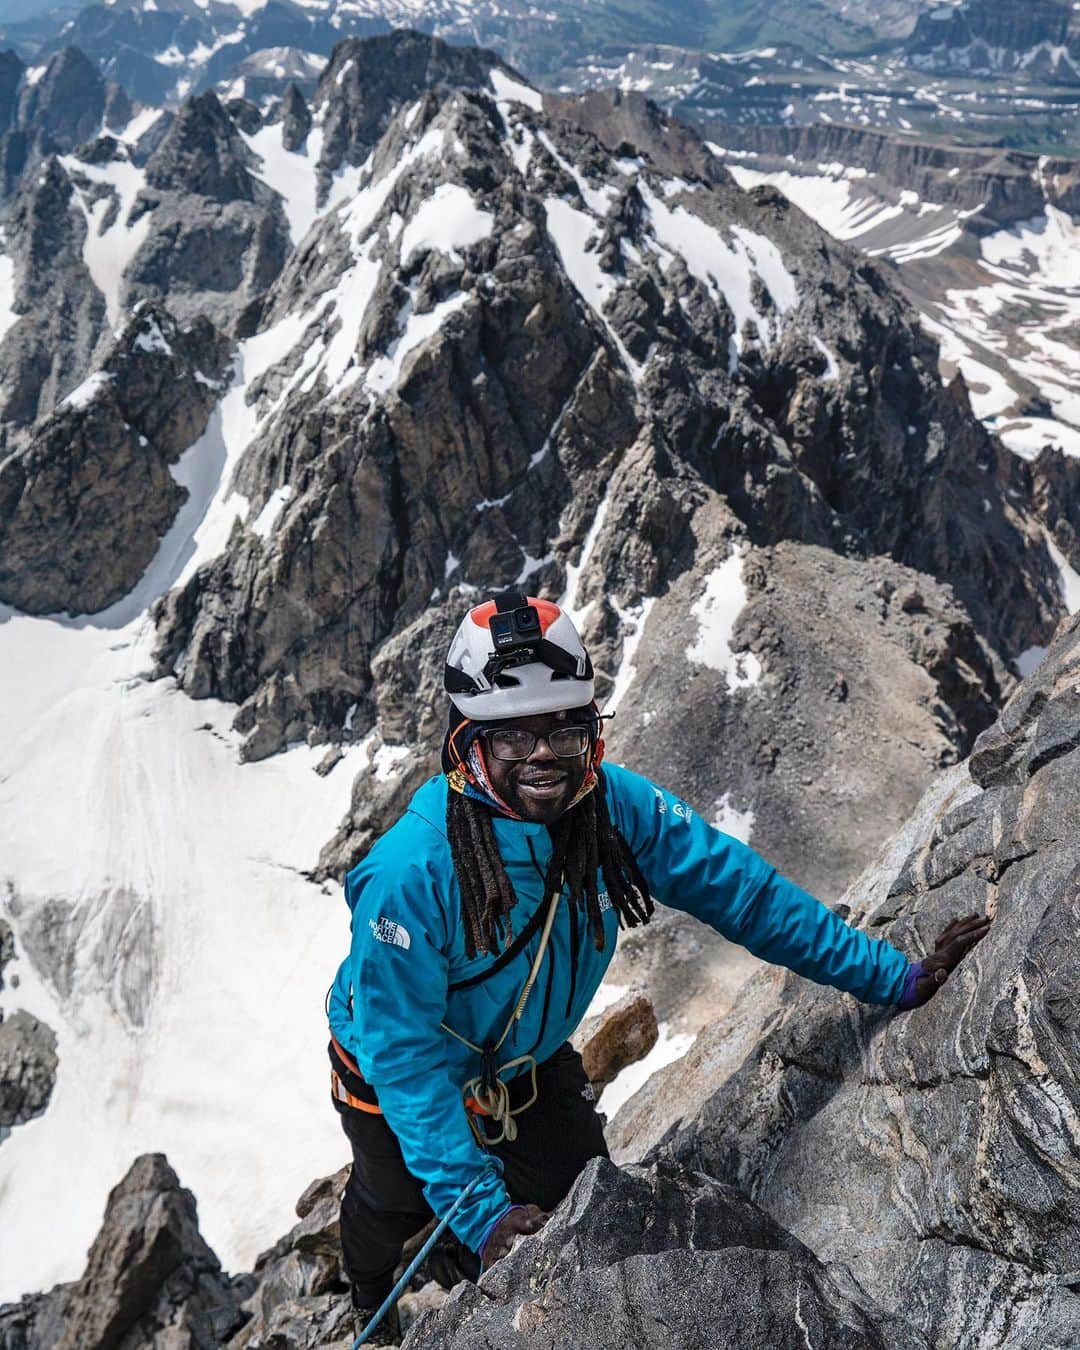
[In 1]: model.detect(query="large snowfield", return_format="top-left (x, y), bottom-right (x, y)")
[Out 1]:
top-left (0, 595), bottom-right (360, 1301)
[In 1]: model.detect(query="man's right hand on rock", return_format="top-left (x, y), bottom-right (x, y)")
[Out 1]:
top-left (911, 913), bottom-right (992, 1007)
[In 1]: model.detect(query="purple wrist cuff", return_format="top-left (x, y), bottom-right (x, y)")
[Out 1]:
top-left (898, 960), bottom-right (925, 1010)
top-left (477, 1203), bottom-right (518, 1266)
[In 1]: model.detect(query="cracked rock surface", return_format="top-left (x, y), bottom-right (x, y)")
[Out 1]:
top-left (404, 1157), bottom-right (926, 1349)
top-left (634, 612), bottom-right (1080, 1350)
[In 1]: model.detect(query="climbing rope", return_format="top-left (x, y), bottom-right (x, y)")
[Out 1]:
top-left (351, 1167), bottom-right (492, 1348)
top-left (441, 887), bottom-right (561, 1145)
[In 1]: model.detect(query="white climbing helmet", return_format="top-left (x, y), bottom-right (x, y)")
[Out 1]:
top-left (444, 591), bottom-right (595, 720)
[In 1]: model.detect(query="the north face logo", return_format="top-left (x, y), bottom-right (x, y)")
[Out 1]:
top-left (369, 917), bottom-right (412, 950)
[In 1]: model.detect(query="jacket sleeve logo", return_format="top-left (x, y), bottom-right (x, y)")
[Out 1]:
top-left (369, 916), bottom-right (412, 950)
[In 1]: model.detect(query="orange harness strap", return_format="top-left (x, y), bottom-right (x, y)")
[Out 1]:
top-left (331, 1068), bottom-right (383, 1114)
top-left (329, 1034), bottom-right (491, 1118)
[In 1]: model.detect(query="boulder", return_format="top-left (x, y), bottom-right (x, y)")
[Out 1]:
top-left (575, 991), bottom-right (658, 1096)
top-left (403, 1157), bottom-right (927, 1348)
top-left (0, 1153), bottom-right (251, 1349)
top-left (0, 1010), bottom-right (57, 1133)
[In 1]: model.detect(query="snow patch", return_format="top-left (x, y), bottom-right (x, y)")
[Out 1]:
top-left (399, 182), bottom-right (494, 265)
top-left (711, 792), bottom-right (755, 843)
top-left (639, 181), bottom-right (797, 367)
top-left (605, 596), bottom-right (655, 714)
top-left (365, 291), bottom-right (470, 396)
top-left (62, 370), bottom-right (113, 409)
top-left (116, 106), bottom-right (164, 145)
top-left (1046, 531), bottom-right (1080, 614)
top-left (602, 1021), bottom-right (695, 1120)
top-left (251, 485), bottom-right (293, 539)
top-left (243, 122), bottom-right (321, 245)
top-left (61, 153), bottom-right (151, 328)
top-left (813, 335), bottom-right (839, 380)
top-left (133, 314), bottom-right (172, 356)
top-left (544, 196), bottom-right (639, 379)
top-left (686, 548), bottom-right (762, 690)
top-left (373, 743), bottom-right (409, 782)
top-left (490, 68), bottom-right (542, 111)
top-left (0, 251), bottom-right (18, 343)
top-left (559, 487), bottom-right (612, 629)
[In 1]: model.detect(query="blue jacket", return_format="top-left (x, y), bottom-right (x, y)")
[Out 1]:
top-left (327, 763), bottom-right (910, 1253)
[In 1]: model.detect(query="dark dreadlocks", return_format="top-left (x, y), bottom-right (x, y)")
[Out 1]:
top-left (446, 768), bottom-right (654, 959)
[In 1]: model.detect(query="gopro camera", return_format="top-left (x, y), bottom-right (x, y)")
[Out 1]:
top-left (489, 603), bottom-right (542, 653)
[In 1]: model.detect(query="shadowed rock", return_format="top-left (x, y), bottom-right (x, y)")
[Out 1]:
top-left (0, 303), bottom-right (231, 616)
top-left (0, 1010), bottom-right (56, 1135)
top-left (0, 1154), bottom-right (252, 1348)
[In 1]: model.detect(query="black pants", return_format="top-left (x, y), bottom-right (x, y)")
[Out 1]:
top-left (332, 1042), bottom-right (608, 1304)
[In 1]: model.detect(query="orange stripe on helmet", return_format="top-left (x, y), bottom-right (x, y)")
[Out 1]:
top-left (467, 597), bottom-right (561, 635)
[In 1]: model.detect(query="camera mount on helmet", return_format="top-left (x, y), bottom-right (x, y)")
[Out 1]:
top-left (445, 591), bottom-right (592, 696)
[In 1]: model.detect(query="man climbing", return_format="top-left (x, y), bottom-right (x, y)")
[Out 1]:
top-left (326, 591), bottom-right (990, 1341)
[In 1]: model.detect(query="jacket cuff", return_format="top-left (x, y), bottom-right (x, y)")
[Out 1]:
top-left (477, 1203), bottom-right (519, 1265)
top-left (897, 960), bottom-right (925, 1010)
top-left (447, 1169), bottom-right (512, 1253)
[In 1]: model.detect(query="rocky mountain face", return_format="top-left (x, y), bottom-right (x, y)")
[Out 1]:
top-left (0, 304), bottom-right (231, 613)
top-left (624, 609), bottom-right (1080, 1349)
top-left (4, 613), bottom-right (1075, 1349)
top-left (0, 35), bottom-right (1066, 891)
top-left (907, 0), bottom-right (1080, 82)
top-left (714, 122), bottom-right (1080, 226)
top-left (709, 122), bottom-right (1080, 498)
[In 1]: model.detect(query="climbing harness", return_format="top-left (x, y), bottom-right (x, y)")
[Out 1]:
top-left (350, 1167), bottom-right (493, 1348)
top-left (440, 886), bottom-right (561, 1146)
top-left (330, 885), bottom-right (562, 1143)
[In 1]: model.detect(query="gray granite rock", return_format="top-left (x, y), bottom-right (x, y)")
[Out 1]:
top-left (0, 1153), bottom-right (252, 1349)
top-left (647, 613), bottom-right (1080, 1349)
top-left (404, 1157), bottom-right (927, 1348)
top-left (0, 302), bottom-right (232, 616)
top-left (125, 90), bottom-right (290, 328)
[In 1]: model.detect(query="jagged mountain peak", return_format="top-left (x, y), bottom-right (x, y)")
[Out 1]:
top-left (310, 28), bottom-right (520, 180)
top-left (16, 46), bottom-right (107, 146)
top-left (131, 65), bottom-right (1059, 789)
top-left (143, 85), bottom-right (268, 201)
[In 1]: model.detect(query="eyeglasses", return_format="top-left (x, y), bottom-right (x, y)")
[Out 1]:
top-left (484, 726), bottom-right (590, 761)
